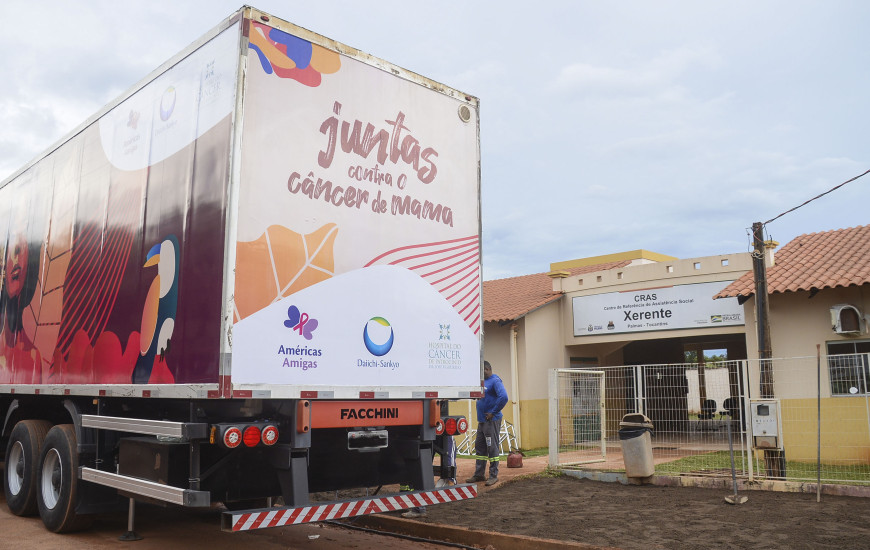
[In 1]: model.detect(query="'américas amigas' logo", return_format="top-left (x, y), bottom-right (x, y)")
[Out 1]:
top-left (284, 305), bottom-right (318, 340)
top-left (363, 317), bottom-right (394, 356)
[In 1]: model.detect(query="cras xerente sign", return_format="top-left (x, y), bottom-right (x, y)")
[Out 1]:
top-left (572, 281), bottom-right (744, 337)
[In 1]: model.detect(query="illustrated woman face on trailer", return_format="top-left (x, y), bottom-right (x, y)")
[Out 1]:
top-left (1, 189), bottom-right (42, 345)
top-left (4, 223), bottom-right (29, 299)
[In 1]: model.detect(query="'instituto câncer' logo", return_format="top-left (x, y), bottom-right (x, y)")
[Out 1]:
top-left (363, 317), bottom-right (394, 356)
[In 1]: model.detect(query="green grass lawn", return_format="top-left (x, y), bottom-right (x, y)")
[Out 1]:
top-left (518, 447), bottom-right (549, 458)
top-left (654, 450), bottom-right (749, 474)
top-left (654, 450), bottom-right (870, 484)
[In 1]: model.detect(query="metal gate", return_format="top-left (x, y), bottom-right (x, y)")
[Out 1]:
top-left (548, 369), bottom-right (606, 467)
top-left (549, 362), bottom-right (753, 478)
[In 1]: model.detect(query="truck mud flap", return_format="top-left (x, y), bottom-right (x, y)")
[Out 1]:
top-left (221, 483), bottom-right (478, 532)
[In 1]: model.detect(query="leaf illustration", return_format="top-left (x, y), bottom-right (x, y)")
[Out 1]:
top-left (234, 223), bottom-right (338, 321)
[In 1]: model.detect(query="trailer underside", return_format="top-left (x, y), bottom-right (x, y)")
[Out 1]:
top-left (0, 393), bottom-right (473, 533)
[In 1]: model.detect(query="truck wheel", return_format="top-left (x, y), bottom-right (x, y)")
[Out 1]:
top-left (37, 424), bottom-right (94, 532)
top-left (4, 419), bottom-right (52, 516)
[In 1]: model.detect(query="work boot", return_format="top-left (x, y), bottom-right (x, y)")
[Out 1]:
top-left (465, 475), bottom-right (486, 483)
top-left (485, 477), bottom-right (499, 486)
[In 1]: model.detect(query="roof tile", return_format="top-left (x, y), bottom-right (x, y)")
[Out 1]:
top-left (484, 260), bottom-right (632, 322)
top-left (716, 224), bottom-right (870, 298)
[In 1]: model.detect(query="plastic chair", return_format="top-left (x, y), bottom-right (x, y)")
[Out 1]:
top-left (696, 399), bottom-right (717, 431)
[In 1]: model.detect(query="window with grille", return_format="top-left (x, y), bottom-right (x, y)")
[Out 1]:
top-left (827, 341), bottom-right (870, 395)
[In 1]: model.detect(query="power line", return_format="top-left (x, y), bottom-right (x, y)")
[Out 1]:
top-left (764, 168), bottom-right (870, 225)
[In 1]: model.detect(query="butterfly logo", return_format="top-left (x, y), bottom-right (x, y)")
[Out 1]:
top-left (439, 324), bottom-right (451, 341)
top-left (284, 305), bottom-right (318, 340)
top-left (127, 109), bottom-right (140, 129)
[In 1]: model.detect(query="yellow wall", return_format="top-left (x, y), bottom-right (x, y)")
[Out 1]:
top-left (550, 250), bottom-right (677, 271)
top-left (518, 398), bottom-right (549, 449)
top-left (446, 399), bottom-right (517, 428)
top-left (448, 398), bottom-right (550, 451)
top-left (448, 399), bottom-right (477, 426)
top-left (781, 397), bottom-right (870, 463)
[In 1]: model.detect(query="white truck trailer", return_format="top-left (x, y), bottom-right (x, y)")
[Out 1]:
top-left (0, 6), bottom-right (481, 534)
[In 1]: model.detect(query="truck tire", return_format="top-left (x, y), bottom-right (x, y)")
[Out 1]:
top-left (36, 424), bottom-right (94, 532)
top-left (4, 419), bottom-right (52, 516)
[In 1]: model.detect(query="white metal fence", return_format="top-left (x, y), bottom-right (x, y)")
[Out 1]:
top-left (550, 354), bottom-right (870, 486)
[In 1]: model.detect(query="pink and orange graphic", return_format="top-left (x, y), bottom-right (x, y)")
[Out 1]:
top-left (366, 236), bottom-right (481, 335)
top-left (249, 22), bottom-right (340, 87)
top-left (234, 226), bottom-right (480, 335)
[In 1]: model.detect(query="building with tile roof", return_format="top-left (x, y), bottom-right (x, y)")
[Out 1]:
top-left (716, 224), bottom-right (870, 299)
top-left (706, 225), bottom-right (870, 466)
top-left (462, 227), bottom-right (870, 464)
top-left (483, 260), bottom-right (631, 324)
top-left (470, 250), bottom-right (753, 449)
top-left (714, 225), bottom-right (870, 381)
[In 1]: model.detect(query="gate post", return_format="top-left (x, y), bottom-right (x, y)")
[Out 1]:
top-left (741, 360), bottom-right (754, 481)
top-left (548, 369), bottom-right (559, 468)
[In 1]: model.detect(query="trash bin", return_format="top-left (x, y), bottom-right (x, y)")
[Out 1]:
top-left (618, 413), bottom-right (654, 478)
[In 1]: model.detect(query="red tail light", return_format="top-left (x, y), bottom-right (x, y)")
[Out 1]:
top-left (435, 419), bottom-right (445, 435)
top-left (217, 422), bottom-right (281, 448)
top-left (457, 417), bottom-right (469, 434)
top-left (243, 425), bottom-right (262, 447)
top-left (261, 425), bottom-right (279, 446)
top-left (223, 427), bottom-right (242, 448)
top-left (444, 417), bottom-right (458, 435)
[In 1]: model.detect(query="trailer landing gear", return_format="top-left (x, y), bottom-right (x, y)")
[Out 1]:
top-left (119, 497), bottom-right (144, 541)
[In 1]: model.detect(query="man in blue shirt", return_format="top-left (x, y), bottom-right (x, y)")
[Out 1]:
top-left (465, 361), bottom-right (509, 486)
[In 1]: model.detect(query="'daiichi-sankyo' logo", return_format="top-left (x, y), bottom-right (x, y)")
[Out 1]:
top-left (284, 305), bottom-right (318, 340)
top-left (363, 317), bottom-right (394, 356)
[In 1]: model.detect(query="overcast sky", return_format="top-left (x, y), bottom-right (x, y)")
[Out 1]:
top-left (2, 1), bottom-right (868, 280)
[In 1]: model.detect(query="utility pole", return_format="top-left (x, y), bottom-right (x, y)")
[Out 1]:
top-left (752, 222), bottom-right (773, 394)
top-left (751, 222), bottom-right (785, 477)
